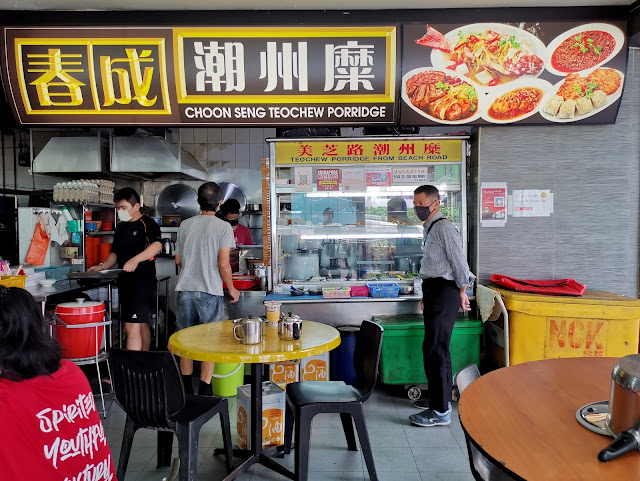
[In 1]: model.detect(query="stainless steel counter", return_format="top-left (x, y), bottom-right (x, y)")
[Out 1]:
top-left (26, 279), bottom-right (114, 304)
top-left (264, 295), bottom-right (422, 326)
top-left (224, 290), bottom-right (267, 319)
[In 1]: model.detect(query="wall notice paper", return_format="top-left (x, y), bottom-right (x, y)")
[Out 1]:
top-left (366, 167), bottom-right (392, 186)
top-left (316, 168), bottom-right (340, 191)
top-left (513, 189), bottom-right (552, 217)
top-left (342, 168), bottom-right (366, 192)
top-left (391, 167), bottom-right (428, 184)
top-left (480, 182), bottom-right (507, 227)
top-left (294, 166), bottom-right (313, 192)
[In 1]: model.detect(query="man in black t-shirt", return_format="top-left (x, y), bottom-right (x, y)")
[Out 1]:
top-left (88, 188), bottom-right (162, 351)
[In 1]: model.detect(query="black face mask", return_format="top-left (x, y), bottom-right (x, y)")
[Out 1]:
top-left (227, 219), bottom-right (239, 226)
top-left (415, 200), bottom-right (436, 221)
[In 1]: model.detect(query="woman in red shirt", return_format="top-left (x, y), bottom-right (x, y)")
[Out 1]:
top-left (0, 286), bottom-right (115, 481)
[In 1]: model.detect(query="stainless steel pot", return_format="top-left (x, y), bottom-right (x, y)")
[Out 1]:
top-left (233, 317), bottom-right (264, 345)
top-left (278, 314), bottom-right (303, 341)
top-left (282, 253), bottom-right (319, 280)
top-left (598, 354), bottom-right (640, 462)
top-left (394, 257), bottom-right (410, 272)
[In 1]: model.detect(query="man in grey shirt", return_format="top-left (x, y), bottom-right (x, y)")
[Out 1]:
top-left (409, 184), bottom-right (475, 427)
top-left (175, 182), bottom-right (240, 395)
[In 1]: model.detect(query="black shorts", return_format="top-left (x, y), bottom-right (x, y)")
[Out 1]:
top-left (118, 275), bottom-right (156, 324)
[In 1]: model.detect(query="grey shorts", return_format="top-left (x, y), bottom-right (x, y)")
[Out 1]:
top-left (176, 291), bottom-right (224, 331)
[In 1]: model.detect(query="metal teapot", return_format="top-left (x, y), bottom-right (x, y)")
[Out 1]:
top-left (278, 312), bottom-right (303, 341)
top-left (233, 316), bottom-right (265, 345)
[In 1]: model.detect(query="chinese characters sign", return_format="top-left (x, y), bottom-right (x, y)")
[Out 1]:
top-left (2, 26), bottom-right (397, 125)
top-left (274, 139), bottom-right (462, 164)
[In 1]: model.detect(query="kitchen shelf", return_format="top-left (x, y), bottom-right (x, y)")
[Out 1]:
top-left (86, 231), bottom-right (115, 236)
top-left (160, 227), bottom-right (180, 233)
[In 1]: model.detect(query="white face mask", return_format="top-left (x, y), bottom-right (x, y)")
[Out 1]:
top-left (118, 209), bottom-right (132, 222)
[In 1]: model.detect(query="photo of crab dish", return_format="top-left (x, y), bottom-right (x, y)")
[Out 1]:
top-left (481, 78), bottom-right (552, 123)
top-left (423, 23), bottom-right (546, 88)
top-left (546, 23), bottom-right (624, 76)
top-left (402, 67), bottom-right (480, 124)
top-left (539, 67), bottom-right (624, 122)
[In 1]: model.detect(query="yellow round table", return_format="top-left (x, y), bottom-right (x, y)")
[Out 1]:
top-left (168, 320), bottom-right (341, 481)
top-left (168, 319), bottom-right (340, 364)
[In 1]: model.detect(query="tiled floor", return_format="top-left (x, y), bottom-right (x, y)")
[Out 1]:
top-left (103, 385), bottom-right (474, 481)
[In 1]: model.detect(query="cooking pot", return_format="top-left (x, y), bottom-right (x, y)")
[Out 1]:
top-left (278, 313), bottom-right (303, 341)
top-left (598, 354), bottom-right (640, 462)
top-left (282, 253), bottom-right (319, 281)
top-left (394, 257), bottom-right (411, 272)
top-left (162, 215), bottom-right (181, 227)
top-left (233, 317), bottom-right (265, 345)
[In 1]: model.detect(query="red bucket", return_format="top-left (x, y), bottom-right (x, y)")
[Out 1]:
top-left (55, 299), bottom-right (105, 359)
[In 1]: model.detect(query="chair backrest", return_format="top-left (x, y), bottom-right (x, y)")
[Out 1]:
top-left (454, 363), bottom-right (480, 395)
top-left (110, 349), bottom-right (185, 429)
top-left (352, 320), bottom-right (384, 400)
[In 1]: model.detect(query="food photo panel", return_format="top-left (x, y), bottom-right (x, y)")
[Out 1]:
top-left (400, 21), bottom-right (627, 126)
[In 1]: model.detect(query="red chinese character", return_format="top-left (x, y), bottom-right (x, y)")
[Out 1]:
top-left (347, 144), bottom-right (364, 156)
top-left (297, 144), bottom-right (313, 156)
top-left (399, 143), bottom-right (415, 155)
top-left (322, 144), bottom-right (338, 156)
top-left (373, 143), bottom-right (390, 155)
top-left (424, 142), bottom-right (441, 155)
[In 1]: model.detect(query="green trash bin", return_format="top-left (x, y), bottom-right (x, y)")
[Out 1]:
top-left (373, 314), bottom-right (483, 399)
top-left (211, 362), bottom-right (245, 397)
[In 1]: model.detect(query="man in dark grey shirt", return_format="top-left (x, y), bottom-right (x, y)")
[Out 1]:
top-left (409, 185), bottom-right (475, 427)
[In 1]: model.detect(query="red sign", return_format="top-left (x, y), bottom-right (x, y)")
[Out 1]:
top-left (316, 168), bottom-right (340, 191)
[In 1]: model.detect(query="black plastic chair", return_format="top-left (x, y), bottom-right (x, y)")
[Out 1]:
top-left (283, 320), bottom-right (383, 481)
top-left (109, 349), bottom-right (234, 481)
top-left (456, 364), bottom-right (511, 481)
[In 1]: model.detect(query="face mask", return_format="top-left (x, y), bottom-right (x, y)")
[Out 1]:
top-left (227, 219), bottom-right (239, 226)
top-left (415, 200), bottom-right (436, 221)
top-left (118, 209), bottom-right (132, 222)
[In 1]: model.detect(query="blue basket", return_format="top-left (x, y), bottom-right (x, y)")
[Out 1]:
top-left (366, 282), bottom-right (401, 298)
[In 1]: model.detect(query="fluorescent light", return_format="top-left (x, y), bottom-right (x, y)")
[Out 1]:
top-left (299, 233), bottom-right (423, 240)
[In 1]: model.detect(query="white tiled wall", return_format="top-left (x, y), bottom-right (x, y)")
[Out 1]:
top-left (178, 127), bottom-right (276, 170)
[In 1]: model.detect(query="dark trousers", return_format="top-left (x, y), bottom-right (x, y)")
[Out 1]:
top-left (422, 277), bottom-right (460, 413)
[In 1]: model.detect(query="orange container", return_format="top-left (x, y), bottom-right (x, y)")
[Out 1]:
top-left (85, 237), bottom-right (100, 267)
top-left (98, 243), bottom-right (111, 264)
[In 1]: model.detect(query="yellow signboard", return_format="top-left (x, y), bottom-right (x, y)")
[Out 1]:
top-left (274, 139), bottom-right (462, 164)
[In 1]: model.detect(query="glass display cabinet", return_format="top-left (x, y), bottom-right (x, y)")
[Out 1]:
top-left (268, 137), bottom-right (468, 298)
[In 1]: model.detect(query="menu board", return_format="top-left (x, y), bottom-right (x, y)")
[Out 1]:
top-left (400, 21), bottom-right (627, 125)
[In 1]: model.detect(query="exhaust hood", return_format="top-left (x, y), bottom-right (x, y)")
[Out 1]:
top-left (110, 134), bottom-right (208, 181)
top-left (31, 130), bottom-right (208, 181)
top-left (32, 136), bottom-right (108, 174)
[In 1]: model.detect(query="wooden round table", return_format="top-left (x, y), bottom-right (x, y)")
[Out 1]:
top-left (459, 357), bottom-right (640, 481)
top-left (168, 320), bottom-right (341, 481)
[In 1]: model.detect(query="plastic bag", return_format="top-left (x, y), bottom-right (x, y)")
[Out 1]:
top-left (25, 223), bottom-right (50, 266)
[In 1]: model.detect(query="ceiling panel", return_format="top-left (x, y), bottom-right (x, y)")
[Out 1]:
top-left (0, 0), bottom-right (632, 10)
